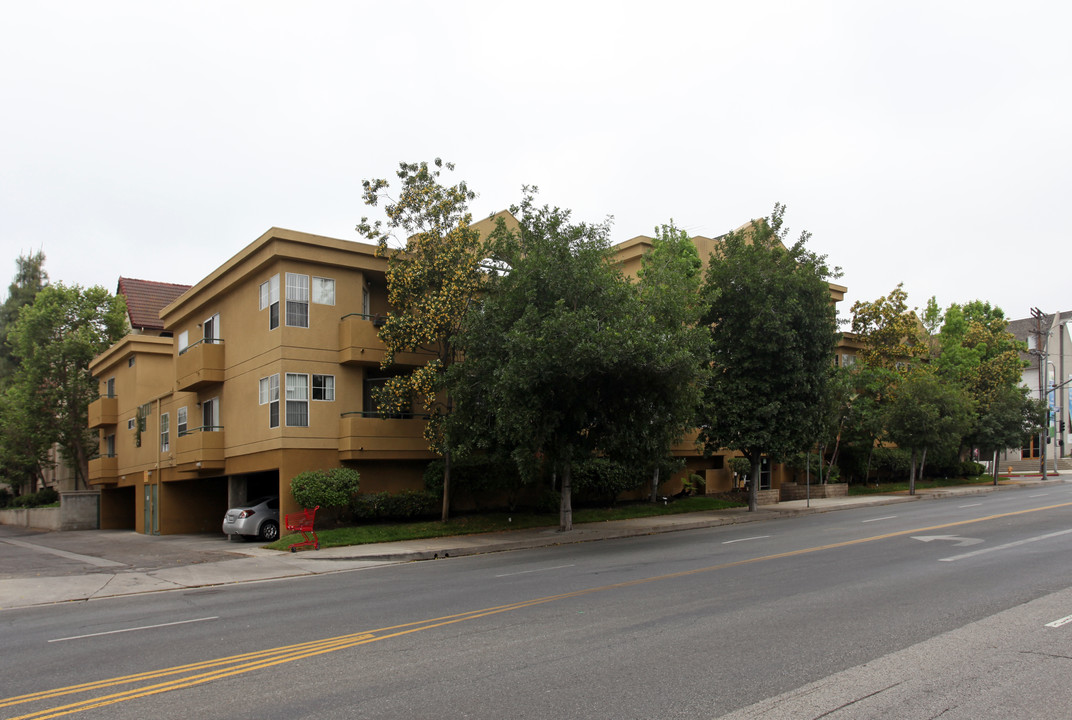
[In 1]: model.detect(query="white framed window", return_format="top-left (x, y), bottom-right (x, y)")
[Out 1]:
top-left (312, 374), bottom-right (335, 401)
top-left (286, 273), bottom-right (309, 328)
top-left (312, 277), bottom-right (335, 306)
top-left (104, 433), bottom-right (116, 457)
top-left (127, 418), bottom-right (136, 431)
top-left (362, 286), bottom-right (370, 316)
top-left (285, 373), bottom-right (309, 427)
top-left (160, 413), bottom-right (170, 453)
top-left (128, 356), bottom-right (136, 367)
top-left (105, 377), bottom-right (115, 397)
top-left (259, 374), bottom-right (280, 428)
top-left (177, 406), bottom-right (188, 436)
top-left (260, 275), bottom-right (280, 330)
top-left (178, 330), bottom-right (189, 353)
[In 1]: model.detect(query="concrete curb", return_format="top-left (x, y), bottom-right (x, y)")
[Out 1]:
top-left (1, 477), bottom-right (1064, 609)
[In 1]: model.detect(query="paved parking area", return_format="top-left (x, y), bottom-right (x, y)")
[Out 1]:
top-left (0, 525), bottom-right (247, 580)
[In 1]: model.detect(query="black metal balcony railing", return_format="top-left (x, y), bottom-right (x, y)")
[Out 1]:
top-left (340, 411), bottom-right (429, 420)
top-left (340, 312), bottom-right (387, 327)
top-left (178, 337), bottom-right (224, 356)
top-left (177, 425), bottom-right (224, 438)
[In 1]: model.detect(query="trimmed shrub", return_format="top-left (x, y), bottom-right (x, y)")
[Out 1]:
top-left (573, 457), bottom-right (644, 507)
top-left (959, 461), bottom-right (985, 477)
top-left (351, 490), bottom-right (440, 521)
top-left (870, 447), bottom-right (911, 478)
top-left (532, 488), bottom-right (561, 514)
top-left (36, 487), bottom-right (59, 505)
top-left (423, 455), bottom-right (521, 510)
top-left (9, 488), bottom-right (61, 508)
top-left (290, 467), bottom-right (360, 510)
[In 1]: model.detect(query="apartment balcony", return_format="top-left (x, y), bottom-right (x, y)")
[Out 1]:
top-left (88, 455), bottom-right (119, 485)
top-left (175, 426), bottom-right (226, 472)
top-left (338, 412), bottom-right (435, 461)
top-left (338, 314), bottom-right (437, 367)
top-left (671, 429), bottom-right (703, 456)
top-left (176, 340), bottom-right (225, 391)
top-left (88, 396), bottom-right (119, 428)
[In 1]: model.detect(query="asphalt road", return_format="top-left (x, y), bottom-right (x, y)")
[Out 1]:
top-left (4, 487), bottom-right (1072, 719)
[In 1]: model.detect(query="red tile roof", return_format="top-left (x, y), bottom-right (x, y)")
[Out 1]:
top-left (116, 277), bottom-right (192, 331)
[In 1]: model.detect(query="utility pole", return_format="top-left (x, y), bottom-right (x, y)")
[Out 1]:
top-left (1030, 308), bottom-right (1048, 477)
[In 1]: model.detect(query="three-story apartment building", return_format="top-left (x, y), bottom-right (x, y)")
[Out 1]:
top-left (89, 228), bottom-right (436, 533)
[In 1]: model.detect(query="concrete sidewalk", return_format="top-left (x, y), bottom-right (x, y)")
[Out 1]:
top-left (0, 478), bottom-right (1063, 610)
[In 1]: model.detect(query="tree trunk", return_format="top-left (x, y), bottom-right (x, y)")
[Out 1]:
top-left (992, 449), bottom-right (1000, 486)
top-left (748, 456), bottom-right (759, 512)
top-left (908, 448), bottom-right (917, 495)
top-left (559, 461), bottom-right (573, 531)
top-left (818, 444), bottom-right (825, 484)
top-left (649, 466), bottom-right (659, 503)
top-left (865, 446), bottom-right (874, 485)
top-left (440, 449), bottom-right (452, 522)
top-left (919, 446), bottom-right (928, 483)
top-left (828, 422), bottom-right (844, 479)
top-left (73, 441), bottom-right (88, 491)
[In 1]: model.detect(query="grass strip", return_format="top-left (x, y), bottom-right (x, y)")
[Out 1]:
top-left (267, 496), bottom-right (745, 551)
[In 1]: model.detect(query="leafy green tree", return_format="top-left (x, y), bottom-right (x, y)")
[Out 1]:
top-left (850, 284), bottom-right (926, 372)
top-left (630, 220), bottom-right (709, 501)
top-left (698, 204), bottom-right (840, 511)
top-left (972, 384), bottom-right (1045, 484)
top-left (448, 191), bottom-right (669, 530)
top-left (0, 381), bottom-right (50, 495)
top-left (934, 301), bottom-right (1024, 403)
top-left (7, 284), bottom-right (126, 488)
top-left (838, 364), bottom-right (898, 482)
top-left (356, 159), bottom-right (484, 521)
top-left (0, 251), bottom-right (48, 381)
top-left (885, 370), bottom-right (972, 494)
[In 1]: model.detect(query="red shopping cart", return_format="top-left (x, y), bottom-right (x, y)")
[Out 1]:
top-left (285, 505), bottom-right (320, 552)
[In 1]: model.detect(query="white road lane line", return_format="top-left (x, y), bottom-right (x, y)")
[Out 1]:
top-left (1045, 614), bottom-right (1072, 628)
top-left (49, 617), bottom-right (219, 643)
top-left (958, 503), bottom-right (982, 508)
top-left (495, 564), bottom-right (575, 578)
top-left (939, 528), bottom-right (1072, 562)
top-left (861, 516), bottom-right (897, 523)
top-left (722, 536), bottom-right (771, 545)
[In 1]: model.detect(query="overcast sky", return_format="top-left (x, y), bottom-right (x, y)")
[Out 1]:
top-left (2, 1), bottom-right (1068, 324)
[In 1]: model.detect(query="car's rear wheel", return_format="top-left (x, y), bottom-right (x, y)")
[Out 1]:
top-left (259, 520), bottom-right (279, 542)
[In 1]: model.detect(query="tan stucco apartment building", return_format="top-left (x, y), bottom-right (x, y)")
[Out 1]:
top-left (89, 224), bottom-right (853, 534)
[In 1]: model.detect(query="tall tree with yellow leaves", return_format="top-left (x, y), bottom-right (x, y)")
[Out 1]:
top-left (357, 159), bottom-right (484, 521)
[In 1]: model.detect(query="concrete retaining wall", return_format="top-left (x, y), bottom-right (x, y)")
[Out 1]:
top-left (755, 488), bottom-right (780, 505)
top-left (0, 507), bottom-right (60, 530)
top-left (0, 491), bottom-right (100, 531)
top-left (780, 482), bottom-right (848, 501)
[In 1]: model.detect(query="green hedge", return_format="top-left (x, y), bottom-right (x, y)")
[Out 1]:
top-left (351, 490), bottom-right (440, 521)
top-left (8, 487), bottom-right (59, 508)
top-left (290, 467), bottom-right (360, 510)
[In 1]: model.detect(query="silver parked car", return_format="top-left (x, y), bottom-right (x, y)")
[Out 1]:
top-left (222, 496), bottom-right (280, 542)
